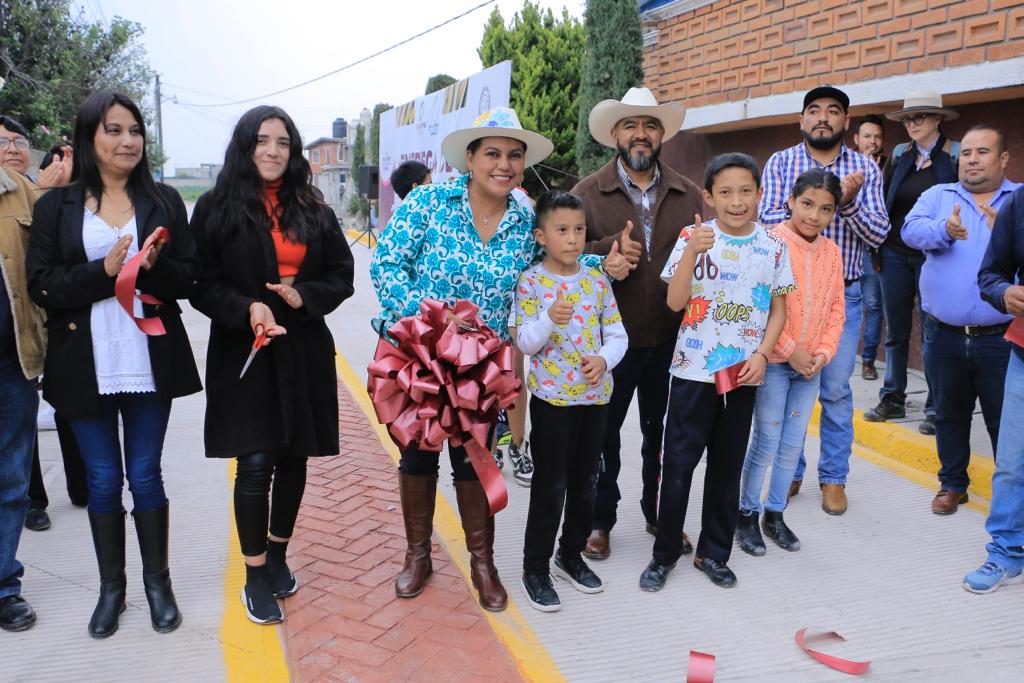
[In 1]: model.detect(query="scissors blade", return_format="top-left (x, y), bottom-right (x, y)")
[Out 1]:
top-left (239, 347), bottom-right (259, 379)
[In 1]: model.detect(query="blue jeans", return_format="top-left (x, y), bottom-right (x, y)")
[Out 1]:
top-left (985, 350), bottom-right (1024, 571)
top-left (69, 393), bottom-right (172, 515)
top-left (740, 364), bottom-right (821, 514)
top-left (860, 250), bottom-right (883, 362)
top-left (795, 280), bottom-right (862, 485)
top-left (878, 246), bottom-right (934, 416)
top-left (0, 358), bottom-right (39, 600)
top-left (923, 317), bottom-right (1010, 492)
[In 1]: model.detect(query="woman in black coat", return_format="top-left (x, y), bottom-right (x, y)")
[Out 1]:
top-left (26, 91), bottom-right (201, 638)
top-left (190, 105), bottom-right (354, 625)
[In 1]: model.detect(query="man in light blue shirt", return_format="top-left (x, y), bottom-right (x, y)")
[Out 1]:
top-left (902, 125), bottom-right (1020, 516)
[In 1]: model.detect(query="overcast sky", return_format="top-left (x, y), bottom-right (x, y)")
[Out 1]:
top-left (79, 0), bottom-right (586, 173)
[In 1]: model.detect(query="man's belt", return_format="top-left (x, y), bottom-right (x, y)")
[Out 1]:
top-left (928, 315), bottom-right (1010, 337)
top-left (844, 277), bottom-right (860, 288)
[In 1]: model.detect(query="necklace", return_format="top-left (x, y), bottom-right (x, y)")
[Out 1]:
top-left (101, 191), bottom-right (135, 215)
top-left (476, 201), bottom-right (506, 227)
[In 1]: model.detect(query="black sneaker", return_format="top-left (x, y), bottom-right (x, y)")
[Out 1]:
top-left (266, 540), bottom-right (299, 598)
top-left (553, 552), bottom-right (603, 594)
top-left (24, 507), bottom-right (51, 532)
top-left (864, 396), bottom-right (906, 422)
top-left (241, 565), bottom-right (283, 624)
top-left (639, 559), bottom-right (675, 592)
top-left (521, 573), bottom-right (561, 612)
top-left (919, 416), bottom-right (936, 435)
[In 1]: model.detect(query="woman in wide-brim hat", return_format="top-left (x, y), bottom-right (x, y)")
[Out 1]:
top-left (867, 92), bottom-right (960, 432)
top-left (370, 107), bottom-right (623, 611)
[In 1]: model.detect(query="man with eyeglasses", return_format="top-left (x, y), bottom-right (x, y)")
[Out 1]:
top-left (0, 116), bottom-right (71, 189)
top-left (759, 85), bottom-right (890, 516)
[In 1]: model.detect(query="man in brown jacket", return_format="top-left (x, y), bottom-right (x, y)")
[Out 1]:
top-left (573, 88), bottom-right (704, 559)
top-left (0, 164), bottom-right (44, 631)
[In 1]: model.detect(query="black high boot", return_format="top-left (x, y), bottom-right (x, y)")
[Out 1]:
top-left (133, 503), bottom-right (182, 632)
top-left (762, 510), bottom-right (801, 551)
top-left (88, 511), bottom-right (127, 639)
top-left (735, 511), bottom-right (766, 556)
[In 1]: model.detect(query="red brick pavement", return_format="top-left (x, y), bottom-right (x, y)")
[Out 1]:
top-left (280, 383), bottom-right (525, 683)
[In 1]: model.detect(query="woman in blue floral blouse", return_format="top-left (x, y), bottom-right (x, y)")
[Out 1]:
top-left (371, 108), bottom-right (627, 612)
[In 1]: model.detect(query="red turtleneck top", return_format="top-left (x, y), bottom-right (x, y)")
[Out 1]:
top-left (262, 180), bottom-right (307, 278)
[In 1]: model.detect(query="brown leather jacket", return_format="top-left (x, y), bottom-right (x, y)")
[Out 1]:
top-left (573, 159), bottom-right (704, 348)
top-left (0, 168), bottom-right (44, 379)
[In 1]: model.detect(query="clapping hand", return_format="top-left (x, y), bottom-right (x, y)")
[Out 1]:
top-left (103, 234), bottom-right (133, 276)
top-left (266, 282), bottom-right (304, 310)
top-left (979, 203), bottom-right (998, 230)
top-left (840, 170), bottom-right (865, 206)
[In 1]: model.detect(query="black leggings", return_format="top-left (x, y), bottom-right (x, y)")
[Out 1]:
top-left (234, 451), bottom-right (308, 557)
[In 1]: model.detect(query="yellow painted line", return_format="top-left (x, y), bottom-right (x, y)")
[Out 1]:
top-left (808, 405), bottom-right (992, 515)
top-left (344, 229), bottom-right (377, 249)
top-left (221, 458), bottom-right (291, 682)
top-left (336, 349), bottom-right (565, 683)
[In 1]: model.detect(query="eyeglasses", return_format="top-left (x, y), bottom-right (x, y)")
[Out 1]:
top-left (900, 113), bottom-right (933, 127)
top-left (0, 137), bottom-right (30, 151)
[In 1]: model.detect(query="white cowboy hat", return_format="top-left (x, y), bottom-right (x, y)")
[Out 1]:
top-left (885, 92), bottom-right (959, 121)
top-left (441, 107), bottom-right (553, 173)
top-left (587, 87), bottom-right (686, 148)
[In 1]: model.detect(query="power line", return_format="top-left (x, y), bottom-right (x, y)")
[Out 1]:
top-left (174, 0), bottom-right (496, 108)
top-left (162, 81), bottom-right (238, 102)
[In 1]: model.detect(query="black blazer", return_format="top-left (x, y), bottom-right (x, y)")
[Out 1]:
top-left (189, 193), bottom-right (354, 459)
top-left (883, 134), bottom-right (959, 212)
top-left (25, 182), bottom-right (202, 418)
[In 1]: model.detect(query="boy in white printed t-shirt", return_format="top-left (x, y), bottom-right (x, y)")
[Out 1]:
top-left (510, 191), bottom-right (628, 612)
top-left (639, 153), bottom-right (793, 593)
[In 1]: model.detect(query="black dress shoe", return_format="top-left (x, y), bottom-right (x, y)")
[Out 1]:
top-left (645, 523), bottom-right (694, 554)
top-left (0, 595), bottom-right (37, 632)
top-left (24, 508), bottom-right (51, 532)
top-left (919, 416), bottom-right (936, 436)
top-left (694, 556), bottom-right (737, 588)
top-left (864, 396), bottom-right (906, 422)
top-left (762, 511), bottom-right (801, 551)
top-left (639, 559), bottom-right (675, 592)
top-left (736, 511), bottom-right (766, 556)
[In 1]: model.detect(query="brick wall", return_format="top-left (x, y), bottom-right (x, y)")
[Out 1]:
top-left (643, 0), bottom-right (1024, 108)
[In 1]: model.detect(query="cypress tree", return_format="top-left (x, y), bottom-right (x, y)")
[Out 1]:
top-left (574, 0), bottom-right (644, 177)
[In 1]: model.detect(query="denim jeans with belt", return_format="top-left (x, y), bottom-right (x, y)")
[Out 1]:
top-left (795, 280), bottom-right (862, 485)
top-left (740, 363), bottom-right (821, 515)
top-left (923, 316), bottom-right (1010, 492)
top-left (878, 246), bottom-right (934, 416)
top-left (68, 393), bottom-right (172, 515)
top-left (0, 357), bottom-right (39, 600)
top-left (985, 350), bottom-right (1024, 571)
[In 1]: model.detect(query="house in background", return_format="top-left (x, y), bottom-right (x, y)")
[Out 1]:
top-left (306, 134), bottom-right (349, 216)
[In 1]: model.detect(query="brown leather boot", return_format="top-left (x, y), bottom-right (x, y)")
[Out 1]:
top-left (395, 474), bottom-right (436, 598)
top-left (454, 480), bottom-right (507, 612)
top-left (820, 483), bottom-right (848, 515)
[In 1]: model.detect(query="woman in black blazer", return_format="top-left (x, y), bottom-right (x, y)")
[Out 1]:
top-left (26, 92), bottom-right (201, 638)
top-left (190, 105), bottom-right (354, 625)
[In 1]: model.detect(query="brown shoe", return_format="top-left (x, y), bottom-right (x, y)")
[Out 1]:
top-left (395, 474), bottom-right (436, 598)
top-left (643, 524), bottom-right (693, 554)
top-left (820, 483), bottom-right (847, 515)
top-left (454, 480), bottom-right (507, 612)
top-left (931, 490), bottom-right (968, 515)
top-left (788, 479), bottom-right (802, 500)
top-left (583, 529), bottom-right (610, 559)
top-left (861, 360), bottom-right (878, 380)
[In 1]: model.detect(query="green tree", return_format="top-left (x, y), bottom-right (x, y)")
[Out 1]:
top-left (351, 123), bottom-right (366, 172)
top-left (0, 0), bottom-right (158, 161)
top-left (575, 0), bottom-right (644, 176)
top-left (479, 3), bottom-right (584, 194)
top-left (369, 102), bottom-right (391, 165)
top-left (424, 74), bottom-right (457, 95)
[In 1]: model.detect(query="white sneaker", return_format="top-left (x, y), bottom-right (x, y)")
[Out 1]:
top-left (508, 441), bottom-right (533, 487)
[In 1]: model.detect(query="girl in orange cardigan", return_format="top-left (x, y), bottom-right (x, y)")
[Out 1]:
top-left (736, 169), bottom-right (846, 555)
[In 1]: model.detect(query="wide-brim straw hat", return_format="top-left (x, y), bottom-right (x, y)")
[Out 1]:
top-left (885, 91), bottom-right (959, 121)
top-left (441, 107), bottom-right (553, 173)
top-left (587, 87), bottom-right (686, 148)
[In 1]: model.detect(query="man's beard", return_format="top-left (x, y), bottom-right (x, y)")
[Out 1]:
top-left (802, 127), bottom-right (844, 151)
top-left (617, 142), bottom-right (660, 172)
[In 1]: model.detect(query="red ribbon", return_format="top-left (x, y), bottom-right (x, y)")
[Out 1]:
top-left (686, 650), bottom-right (715, 682)
top-left (367, 299), bottom-right (520, 515)
top-left (1006, 317), bottom-right (1024, 348)
top-left (714, 362), bottom-right (745, 395)
top-left (794, 628), bottom-right (871, 675)
top-left (114, 227), bottom-right (169, 336)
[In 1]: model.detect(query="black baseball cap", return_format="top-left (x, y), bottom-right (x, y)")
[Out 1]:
top-left (803, 85), bottom-right (850, 112)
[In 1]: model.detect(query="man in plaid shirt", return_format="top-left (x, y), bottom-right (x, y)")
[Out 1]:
top-left (758, 85), bottom-right (890, 516)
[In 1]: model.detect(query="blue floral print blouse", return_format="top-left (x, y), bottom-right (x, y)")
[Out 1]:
top-left (371, 174), bottom-right (600, 341)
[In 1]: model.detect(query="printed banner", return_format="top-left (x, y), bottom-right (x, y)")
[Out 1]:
top-left (377, 60), bottom-right (511, 226)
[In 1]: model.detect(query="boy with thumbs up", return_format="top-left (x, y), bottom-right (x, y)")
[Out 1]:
top-left (510, 191), bottom-right (628, 612)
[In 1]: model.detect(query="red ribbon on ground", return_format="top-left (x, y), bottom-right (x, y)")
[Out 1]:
top-left (686, 650), bottom-right (716, 682)
top-left (367, 299), bottom-right (520, 515)
top-left (794, 628), bottom-right (871, 675)
top-left (114, 227), bottom-right (169, 336)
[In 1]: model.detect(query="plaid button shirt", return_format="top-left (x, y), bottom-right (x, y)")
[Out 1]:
top-left (759, 142), bottom-right (890, 280)
top-left (616, 158), bottom-right (660, 253)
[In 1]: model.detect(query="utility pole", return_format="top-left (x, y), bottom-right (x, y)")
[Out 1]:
top-left (154, 74), bottom-right (164, 180)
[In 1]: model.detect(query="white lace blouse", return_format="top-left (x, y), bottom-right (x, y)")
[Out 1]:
top-left (82, 209), bottom-right (156, 394)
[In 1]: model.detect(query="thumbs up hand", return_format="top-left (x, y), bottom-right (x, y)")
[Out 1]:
top-left (619, 220), bottom-right (642, 265)
top-left (684, 214), bottom-right (715, 256)
top-left (604, 240), bottom-right (633, 281)
top-left (946, 203), bottom-right (968, 240)
top-left (548, 287), bottom-right (574, 326)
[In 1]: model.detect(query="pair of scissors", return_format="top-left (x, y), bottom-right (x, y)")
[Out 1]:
top-left (239, 324), bottom-right (267, 379)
